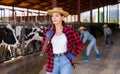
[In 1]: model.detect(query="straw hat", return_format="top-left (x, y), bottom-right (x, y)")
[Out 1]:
top-left (103, 24), bottom-right (108, 28)
top-left (47, 7), bottom-right (69, 17)
top-left (78, 26), bottom-right (86, 31)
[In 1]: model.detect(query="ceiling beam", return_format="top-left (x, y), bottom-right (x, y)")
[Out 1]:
top-left (8, 0), bottom-right (26, 6)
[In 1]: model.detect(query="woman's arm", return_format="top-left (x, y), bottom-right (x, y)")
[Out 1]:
top-left (42, 29), bottom-right (51, 53)
top-left (71, 28), bottom-right (83, 57)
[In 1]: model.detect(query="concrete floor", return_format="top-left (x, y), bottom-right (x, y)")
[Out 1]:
top-left (72, 31), bottom-right (120, 74)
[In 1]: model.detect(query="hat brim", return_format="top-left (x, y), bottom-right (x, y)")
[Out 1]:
top-left (47, 10), bottom-right (69, 17)
top-left (103, 25), bottom-right (108, 27)
top-left (78, 27), bottom-right (86, 31)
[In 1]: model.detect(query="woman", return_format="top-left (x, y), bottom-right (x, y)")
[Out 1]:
top-left (42, 7), bottom-right (83, 74)
top-left (103, 24), bottom-right (113, 47)
top-left (78, 26), bottom-right (100, 62)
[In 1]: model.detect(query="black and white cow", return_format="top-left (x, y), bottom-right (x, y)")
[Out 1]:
top-left (0, 24), bottom-right (19, 47)
top-left (15, 26), bottom-right (43, 54)
top-left (0, 24), bottom-right (20, 61)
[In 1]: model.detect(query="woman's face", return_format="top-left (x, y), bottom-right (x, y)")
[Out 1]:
top-left (51, 13), bottom-right (64, 25)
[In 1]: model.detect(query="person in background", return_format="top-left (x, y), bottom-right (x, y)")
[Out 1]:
top-left (103, 24), bottom-right (113, 47)
top-left (78, 26), bottom-right (101, 62)
top-left (42, 7), bottom-right (83, 74)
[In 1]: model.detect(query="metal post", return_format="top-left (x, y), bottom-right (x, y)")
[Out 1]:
top-left (23, 11), bottom-right (25, 22)
top-left (77, 0), bottom-right (81, 23)
top-left (74, 15), bottom-right (76, 22)
top-left (90, 0), bottom-right (93, 23)
top-left (98, 7), bottom-right (100, 23)
top-left (52, 0), bottom-right (57, 7)
top-left (106, 5), bottom-right (109, 23)
top-left (15, 11), bottom-right (16, 22)
top-left (38, 11), bottom-right (40, 21)
top-left (1, 9), bottom-right (2, 21)
top-left (109, 5), bottom-right (110, 23)
top-left (66, 17), bottom-right (68, 23)
top-left (20, 12), bottom-right (23, 22)
top-left (103, 6), bottom-right (105, 23)
top-left (35, 15), bottom-right (37, 22)
top-left (12, 7), bottom-right (15, 22)
top-left (8, 9), bottom-right (10, 21)
top-left (27, 9), bottom-right (29, 22)
top-left (118, 3), bottom-right (119, 24)
top-left (31, 12), bottom-right (33, 21)
top-left (3, 9), bottom-right (5, 21)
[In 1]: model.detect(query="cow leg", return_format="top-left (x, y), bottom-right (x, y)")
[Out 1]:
top-left (27, 43), bottom-right (34, 54)
top-left (5, 49), bottom-right (11, 60)
top-left (2, 46), bottom-right (7, 61)
top-left (7, 46), bottom-right (13, 57)
top-left (35, 41), bottom-right (41, 52)
top-left (0, 46), bottom-right (5, 62)
top-left (2, 46), bottom-right (11, 61)
top-left (11, 47), bottom-right (17, 58)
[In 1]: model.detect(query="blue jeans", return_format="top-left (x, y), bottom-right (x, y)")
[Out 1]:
top-left (46, 55), bottom-right (72, 74)
top-left (105, 34), bottom-right (113, 45)
top-left (86, 38), bottom-right (100, 55)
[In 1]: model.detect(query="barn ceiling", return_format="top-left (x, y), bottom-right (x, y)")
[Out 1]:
top-left (0, 0), bottom-right (118, 14)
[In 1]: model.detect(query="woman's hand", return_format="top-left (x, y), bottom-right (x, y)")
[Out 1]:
top-left (46, 30), bottom-right (53, 37)
top-left (66, 52), bottom-right (75, 59)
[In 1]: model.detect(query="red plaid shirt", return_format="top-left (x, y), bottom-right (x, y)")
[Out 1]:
top-left (42, 25), bottom-right (83, 72)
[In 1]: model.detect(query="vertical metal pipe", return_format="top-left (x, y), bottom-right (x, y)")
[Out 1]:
top-left (98, 7), bottom-right (100, 23)
top-left (52, 0), bottom-right (57, 8)
top-left (106, 5), bottom-right (109, 23)
top-left (71, 15), bottom-right (72, 22)
top-left (103, 6), bottom-right (105, 23)
top-left (27, 9), bottom-right (29, 22)
top-left (20, 15), bottom-right (22, 22)
top-left (35, 15), bottom-right (37, 22)
top-left (20, 11), bottom-right (23, 22)
top-left (90, 0), bottom-right (93, 23)
top-left (77, 0), bottom-right (81, 22)
top-left (74, 15), bottom-right (76, 22)
top-left (4, 9), bottom-right (5, 21)
top-left (109, 5), bottom-right (110, 23)
top-left (118, 3), bottom-right (119, 24)
top-left (12, 6), bottom-right (15, 21)
top-left (15, 11), bottom-right (16, 22)
top-left (1, 9), bottom-right (2, 21)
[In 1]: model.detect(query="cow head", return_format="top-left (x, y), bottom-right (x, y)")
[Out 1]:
top-left (24, 27), bottom-right (43, 48)
top-left (1, 24), bottom-right (20, 48)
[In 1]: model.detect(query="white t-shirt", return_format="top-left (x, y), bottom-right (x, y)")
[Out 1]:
top-left (51, 33), bottom-right (67, 54)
